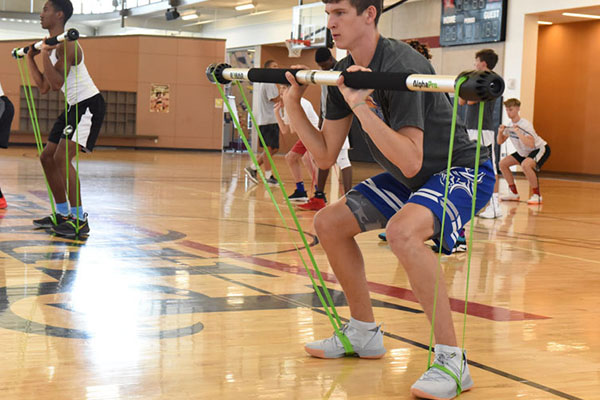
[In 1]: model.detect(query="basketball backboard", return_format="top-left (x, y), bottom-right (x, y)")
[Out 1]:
top-left (291, 2), bottom-right (330, 49)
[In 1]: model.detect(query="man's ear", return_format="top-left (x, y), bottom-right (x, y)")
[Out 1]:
top-left (365, 5), bottom-right (377, 24)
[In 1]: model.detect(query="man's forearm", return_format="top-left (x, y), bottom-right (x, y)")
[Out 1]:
top-left (353, 104), bottom-right (423, 178)
top-left (26, 57), bottom-right (46, 89)
top-left (41, 52), bottom-right (63, 90)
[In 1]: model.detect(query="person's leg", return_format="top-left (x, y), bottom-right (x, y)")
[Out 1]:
top-left (285, 148), bottom-right (309, 201)
top-left (499, 155), bottom-right (520, 201)
top-left (499, 155), bottom-right (518, 187)
top-left (336, 149), bottom-right (353, 194)
top-left (521, 158), bottom-right (543, 204)
top-left (478, 144), bottom-right (502, 219)
top-left (314, 199), bottom-right (373, 321)
top-left (264, 146), bottom-right (278, 181)
top-left (54, 139), bottom-right (82, 216)
top-left (341, 167), bottom-right (353, 194)
top-left (317, 168), bottom-right (329, 193)
top-left (297, 167), bottom-right (328, 211)
top-left (521, 158), bottom-right (539, 191)
top-left (304, 193), bottom-right (387, 359)
top-left (386, 203), bottom-right (456, 345)
top-left (407, 161), bottom-right (495, 399)
top-left (40, 142), bottom-right (68, 205)
top-left (285, 150), bottom-right (303, 183)
top-left (301, 152), bottom-right (317, 188)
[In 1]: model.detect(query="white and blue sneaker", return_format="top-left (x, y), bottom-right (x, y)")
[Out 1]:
top-left (411, 344), bottom-right (474, 400)
top-left (305, 322), bottom-right (386, 359)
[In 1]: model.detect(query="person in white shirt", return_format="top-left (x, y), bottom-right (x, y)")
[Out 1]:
top-left (244, 60), bottom-right (281, 186)
top-left (498, 98), bottom-right (551, 205)
top-left (274, 95), bottom-right (319, 201)
top-left (26, 0), bottom-right (105, 237)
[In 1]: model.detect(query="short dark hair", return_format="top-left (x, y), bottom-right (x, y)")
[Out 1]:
top-left (49, 0), bottom-right (74, 24)
top-left (315, 47), bottom-right (333, 63)
top-left (264, 59), bottom-right (277, 68)
top-left (322, 0), bottom-right (383, 26)
top-left (475, 48), bottom-right (498, 70)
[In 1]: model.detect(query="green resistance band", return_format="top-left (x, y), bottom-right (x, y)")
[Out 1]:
top-left (213, 73), bottom-right (354, 356)
top-left (426, 78), bottom-right (484, 397)
top-left (16, 56), bottom-right (58, 224)
top-left (63, 40), bottom-right (82, 232)
top-left (458, 101), bottom-right (484, 387)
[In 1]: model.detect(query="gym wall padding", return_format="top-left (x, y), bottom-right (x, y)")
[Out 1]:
top-left (0, 35), bottom-right (226, 150)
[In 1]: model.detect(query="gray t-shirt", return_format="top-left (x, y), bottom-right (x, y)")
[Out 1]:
top-left (326, 36), bottom-right (488, 191)
top-left (465, 99), bottom-right (495, 131)
top-left (254, 82), bottom-right (279, 126)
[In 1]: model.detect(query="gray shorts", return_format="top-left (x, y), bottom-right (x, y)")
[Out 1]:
top-left (345, 189), bottom-right (442, 238)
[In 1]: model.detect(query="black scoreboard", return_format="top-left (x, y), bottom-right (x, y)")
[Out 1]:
top-left (440, 0), bottom-right (508, 47)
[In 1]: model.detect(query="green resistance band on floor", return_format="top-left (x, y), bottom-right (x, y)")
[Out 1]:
top-left (427, 77), bottom-right (484, 397)
top-left (16, 56), bottom-right (57, 224)
top-left (212, 73), bottom-right (354, 355)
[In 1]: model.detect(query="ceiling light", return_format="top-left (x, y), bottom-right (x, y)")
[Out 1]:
top-left (538, 21), bottom-right (553, 25)
top-left (235, 3), bottom-right (255, 11)
top-left (181, 10), bottom-right (199, 20)
top-left (562, 12), bottom-right (600, 19)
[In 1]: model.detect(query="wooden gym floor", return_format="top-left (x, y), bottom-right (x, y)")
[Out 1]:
top-left (0, 147), bottom-right (598, 399)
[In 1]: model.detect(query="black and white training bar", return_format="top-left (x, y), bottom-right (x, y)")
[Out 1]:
top-left (206, 63), bottom-right (504, 102)
top-left (11, 28), bottom-right (80, 59)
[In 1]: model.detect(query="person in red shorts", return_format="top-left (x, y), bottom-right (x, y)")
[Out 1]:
top-left (274, 93), bottom-right (320, 200)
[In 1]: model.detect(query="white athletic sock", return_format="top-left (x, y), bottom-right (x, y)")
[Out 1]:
top-left (349, 317), bottom-right (377, 331)
top-left (249, 164), bottom-right (257, 171)
top-left (266, 171), bottom-right (272, 179)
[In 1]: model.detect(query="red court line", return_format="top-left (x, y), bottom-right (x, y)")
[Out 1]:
top-left (179, 240), bottom-right (550, 322)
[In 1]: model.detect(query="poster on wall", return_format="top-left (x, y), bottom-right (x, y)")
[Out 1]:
top-left (150, 84), bottom-right (169, 113)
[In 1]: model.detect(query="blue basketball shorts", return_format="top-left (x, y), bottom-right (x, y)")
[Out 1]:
top-left (347, 160), bottom-right (495, 254)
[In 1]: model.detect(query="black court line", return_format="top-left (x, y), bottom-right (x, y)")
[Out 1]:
top-left (212, 274), bottom-right (583, 400)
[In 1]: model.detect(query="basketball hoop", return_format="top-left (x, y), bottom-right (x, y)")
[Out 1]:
top-left (285, 39), bottom-right (311, 58)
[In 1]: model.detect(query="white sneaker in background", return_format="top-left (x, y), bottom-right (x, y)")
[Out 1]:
top-left (500, 192), bottom-right (520, 201)
top-left (479, 197), bottom-right (503, 219)
top-left (527, 194), bottom-right (543, 205)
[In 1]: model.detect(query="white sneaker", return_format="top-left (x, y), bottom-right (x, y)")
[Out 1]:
top-left (527, 194), bottom-right (542, 205)
top-left (244, 167), bottom-right (258, 184)
top-left (478, 199), bottom-right (503, 219)
top-left (411, 344), bottom-right (474, 400)
top-left (304, 323), bottom-right (386, 359)
top-left (500, 192), bottom-right (520, 201)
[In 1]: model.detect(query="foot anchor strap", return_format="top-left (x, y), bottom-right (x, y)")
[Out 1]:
top-left (336, 332), bottom-right (354, 356)
top-left (430, 364), bottom-right (462, 395)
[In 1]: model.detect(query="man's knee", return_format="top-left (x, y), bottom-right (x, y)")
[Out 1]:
top-left (314, 202), bottom-right (358, 240)
top-left (53, 149), bottom-right (66, 164)
top-left (314, 206), bottom-right (338, 238)
top-left (521, 158), bottom-right (536, 171)
top-left (386, 212), bottom-right (433, 259)
top-left (285, 151), bottom-right (299, 163)
top-left (40, 148), bottom-right (56, 166)
top-left (386, 219), bottom-right (415, 252)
